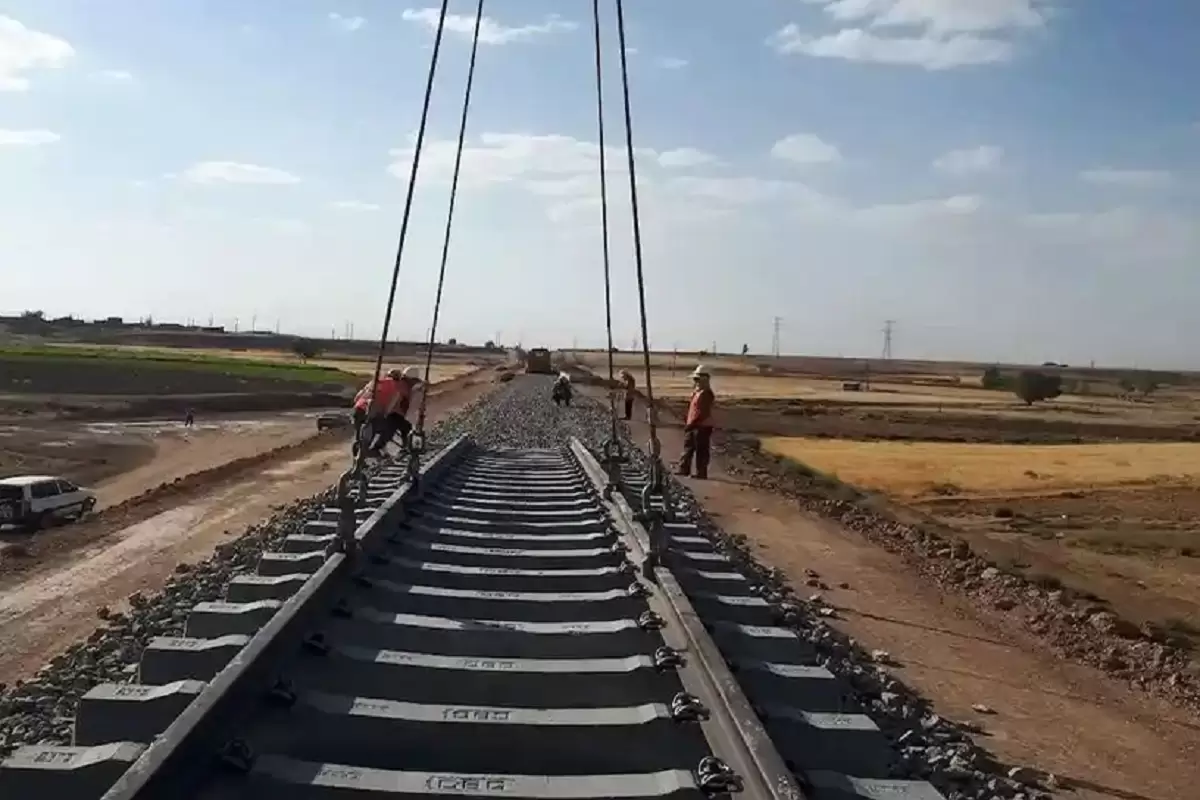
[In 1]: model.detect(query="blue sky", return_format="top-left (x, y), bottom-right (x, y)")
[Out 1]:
top-left (2, 1), bottom-right (1198, 367)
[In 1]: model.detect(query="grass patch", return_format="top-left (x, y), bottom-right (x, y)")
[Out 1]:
top-left (760, 436), bottom-right (1200, 500)
top-left (0, 344), bottom-right (358, 385)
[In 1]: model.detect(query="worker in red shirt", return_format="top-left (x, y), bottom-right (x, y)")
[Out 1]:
top-left (352, 367), bottom-right (423, 458)
top-left (677, 365), bottom-right (715, 479)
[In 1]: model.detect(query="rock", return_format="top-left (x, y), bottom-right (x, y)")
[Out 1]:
top-left (1007, 766), bottom-right (1042, 786)
top-left (993, 598), bottom-right (1017, 611)
top-left (980, 567), bottom-right (1001, 580)
top-left (971, 704), bottom-right (996, 715)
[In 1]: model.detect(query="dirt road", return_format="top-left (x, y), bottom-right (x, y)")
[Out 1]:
top-left (0, 374), bottom-right (495, 684)
top-left (596, 386), bottom-right (1200, 800)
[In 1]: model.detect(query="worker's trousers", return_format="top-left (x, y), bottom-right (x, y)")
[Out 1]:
top-left (678, 426), bottom-right (713, 479)
top-left (623, 394), bottom-right (634, 420)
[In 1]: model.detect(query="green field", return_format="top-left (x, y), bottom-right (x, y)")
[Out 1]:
top-left (0, 344), bottom-right (359, 386)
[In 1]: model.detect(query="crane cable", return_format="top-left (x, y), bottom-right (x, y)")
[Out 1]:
top-left (411, 0), bottom-right (487, 484)
top-left (611, 0), bottom-right (671, 523)
top-left (353, 0), bottom-right (452, 480)
top-left (335, 0), bottom-right (451, 553)
top-left (590, 0), bottom-right (623, 491)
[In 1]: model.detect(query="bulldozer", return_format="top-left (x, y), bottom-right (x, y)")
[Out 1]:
top-left (524, 347), bottom-right (554, 374)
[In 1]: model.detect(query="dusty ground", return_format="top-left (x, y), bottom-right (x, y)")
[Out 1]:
top-left (0, 370), bottom-right (497, 684)
top-left (0, 412), bottom-right (326, 505)
top-left (589, 384), bottom-right (1199, 800)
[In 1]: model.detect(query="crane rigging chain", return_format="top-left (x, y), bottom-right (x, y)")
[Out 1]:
top-left (335, 0), bottom-right (453, 553)
top-left (590, 0), bottom-right (625, 501)
top-left (411, 0), bottom-right (486, 492)
top-left (609, 0), bottom-right (674, 575)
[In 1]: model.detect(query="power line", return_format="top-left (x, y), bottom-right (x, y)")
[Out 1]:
top-left (771, 316), bottom-right (782, 358)
top-left (882, 319), bottom-right (896, 360)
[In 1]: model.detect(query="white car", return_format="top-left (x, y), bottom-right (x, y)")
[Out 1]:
top-left (0, 475), bottom-right (97, 531)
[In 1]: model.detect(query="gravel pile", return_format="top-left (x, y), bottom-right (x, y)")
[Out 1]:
top-left (431, 375), bottom-right (622, 452)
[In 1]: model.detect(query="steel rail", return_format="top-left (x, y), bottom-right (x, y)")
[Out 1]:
top-left (98, 436), bottom-right (471, 800)
top-left (569, 439), bottom-right (806, 800)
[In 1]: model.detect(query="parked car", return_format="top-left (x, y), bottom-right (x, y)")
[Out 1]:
top-left (316, 414), bottom-right (352, 431)
top-left (0, 475), bottom-right (97, 532)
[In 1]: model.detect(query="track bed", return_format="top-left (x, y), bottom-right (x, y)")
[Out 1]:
top-left (1, 429), bottom-right (943, 800)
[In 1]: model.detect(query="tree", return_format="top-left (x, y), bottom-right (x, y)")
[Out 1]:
top-left (20, 310), bottom-right (45, 320)
top-left (741, 343), bottom-right (749, 356)
top-left (447, 337), bottom-right (458, 346)
top-left (1013, 370), bottom-right (1062, 405)
top-left (484, 340), bottom-right (496, 350)
top-left (981, 366), bottom-right (1005, 391)
top-left (1134, 372), bottom-right (1160, 396)
top-left (292, 338), bottom-right (321, 362)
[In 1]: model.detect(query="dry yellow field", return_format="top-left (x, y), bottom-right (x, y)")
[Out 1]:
top-left (647, 372), bottom-right (1007, 404)
top-left (761, 436), bottom-right (1200, 499)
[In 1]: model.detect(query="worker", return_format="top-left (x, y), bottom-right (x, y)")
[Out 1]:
top-left (374, 366), bottom-right (425, 456)
top-left (352, 367), bottom-right (423, 458)
top-left (552, 371), bottom-right (573, 406)
top-left (183, 408), bottom-right (195, 428)
top-left (619, 369), bottom-right (636, 420)
top-left (677, 364), bottom-right (715, 479)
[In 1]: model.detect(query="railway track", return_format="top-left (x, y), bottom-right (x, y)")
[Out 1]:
top-left (0, 433), bottom-right (944, 800)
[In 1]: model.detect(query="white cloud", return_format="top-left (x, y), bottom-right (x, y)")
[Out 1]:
top-left (655, 56), bottom-right (689, 70)
top-left (769, 25), bottom-right (1013, 69)
top-left (0, 128), bottom-right (60, 146)
top-left (770, 133), bottom-right (842, 166)
top-left (179, 161), bottom-right (302, 185)
top-left (0, 15), bottom-right (74, 91)
top-left (92, 68), bottom-right (134, 84)
top-left (329, 13), bottom-right (366, 32)
top-left (330, 200), bottom-right (381, 211)
top-left (656, 148), bottom-right (719, 168)
top-left (401, 9), bottom-right (576, 45)
top-left (805, 0), bottom-right (1052, 35)
top-left (1080, 168), bottom-right (1173, 189)
top-left (774, 0), bottom-right (1052, 69)
top-left (933, 145), bottom-right (1003, 175)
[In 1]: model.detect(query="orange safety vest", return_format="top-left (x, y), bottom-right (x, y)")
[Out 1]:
top-left (354, 377), bottom-right (402, 415)
top-left (685, 387), bottom-right (715, 428)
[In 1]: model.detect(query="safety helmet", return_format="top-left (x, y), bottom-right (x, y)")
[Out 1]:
top-left (691, 364), bottom-right (710, 378)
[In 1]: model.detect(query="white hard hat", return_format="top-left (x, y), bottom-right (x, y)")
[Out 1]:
top-left (401, 366), bottom-right (421, 380)
top-left (691, 364), bottom-right (710, 378)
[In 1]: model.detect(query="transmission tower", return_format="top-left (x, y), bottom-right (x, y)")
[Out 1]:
top-left (771, 316), bottom-right (782, 358)
top-left (881, 320), bottom-right (896, 360)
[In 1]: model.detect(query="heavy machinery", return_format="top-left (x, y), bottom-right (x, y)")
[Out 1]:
top-left (524, 347), bottom-right (554, 374)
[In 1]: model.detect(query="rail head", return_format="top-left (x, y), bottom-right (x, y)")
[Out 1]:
top-left (100, 435), bottom-right (472, 800)
top-left (568, 438), bottom-right (808, 800)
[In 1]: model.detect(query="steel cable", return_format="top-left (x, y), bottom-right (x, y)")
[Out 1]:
top-left (355, 0), bottom-right (452, 476)
top-left (612, 0), bottom-right (663, 474)
top-left (415, 0), bottom-right (487, 444)
top-left (590, 0), bottom-right (620, 451)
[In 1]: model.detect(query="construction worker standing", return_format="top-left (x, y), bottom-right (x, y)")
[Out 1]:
top-left (677, 365), bottom-right (715, 479)
top-left (619, 369), bottom-right (636, 420)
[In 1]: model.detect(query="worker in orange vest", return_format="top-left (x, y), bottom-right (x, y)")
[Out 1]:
top-left (619, 370), bottom-right (636, 420)
top-left (677, 364), bottom-right (715, 479)
top-left (352, 366), bottom-right (422, 458)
